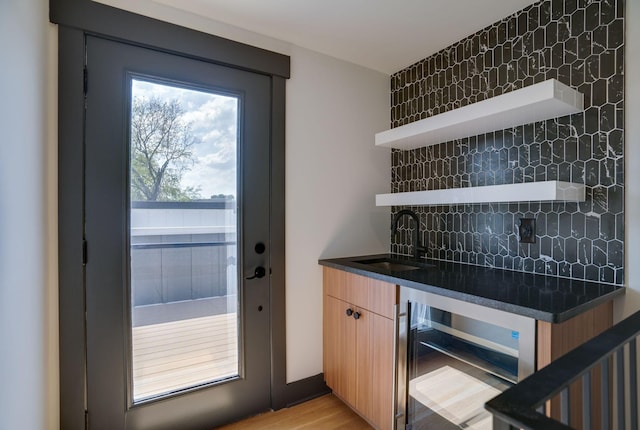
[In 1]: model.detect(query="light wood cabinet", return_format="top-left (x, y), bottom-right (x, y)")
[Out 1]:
top-left (323, 267), bottom-right (397, 430)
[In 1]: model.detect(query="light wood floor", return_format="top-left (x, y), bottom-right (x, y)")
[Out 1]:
top-left (132, 312), bottom-right (238, 400)
top-left (217, 394), bottom-right (373, 429)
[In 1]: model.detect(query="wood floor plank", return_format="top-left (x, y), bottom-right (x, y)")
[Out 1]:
top-left (217, 394), bottom-right (373, 429)
top-left (133, 337), bottom-right (236, 363)
top-left (132, 312), bottom-right (239, 400)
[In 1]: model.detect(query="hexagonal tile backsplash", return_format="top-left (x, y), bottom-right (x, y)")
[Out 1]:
top-left (389, 0), bottom-right (624, 285)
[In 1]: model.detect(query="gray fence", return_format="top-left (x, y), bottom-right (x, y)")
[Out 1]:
top-left (130, 201), bottom-right (236, 307)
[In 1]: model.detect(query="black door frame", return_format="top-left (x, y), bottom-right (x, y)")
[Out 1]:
top-left (53, 1), bottom-right (328, 428)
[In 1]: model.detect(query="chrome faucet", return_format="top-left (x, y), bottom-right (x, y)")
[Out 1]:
top-left (391, 209), bottom-right (427, 259)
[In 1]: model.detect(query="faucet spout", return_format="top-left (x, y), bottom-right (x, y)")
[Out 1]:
top-left (391, 209), bottom-right (426, 259)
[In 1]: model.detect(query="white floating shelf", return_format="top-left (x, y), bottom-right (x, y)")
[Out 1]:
top-left (376, 79), bottom-right (584, 150)
top-left (376, 181), bottom-right (585, 206)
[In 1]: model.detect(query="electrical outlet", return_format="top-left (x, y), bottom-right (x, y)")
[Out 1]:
top-left (519, 218), bottom-right (536, 243)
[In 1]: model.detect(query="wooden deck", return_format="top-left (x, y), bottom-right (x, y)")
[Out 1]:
top-left (132, 312), bottom-right (238, 400)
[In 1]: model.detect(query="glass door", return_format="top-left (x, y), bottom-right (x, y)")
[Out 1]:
top-left (128, 79), bottom-right (241, 402)
top-left (406, 303), bottom-right (516, 429)
top-left (84, 35), bottom-right (272, 429)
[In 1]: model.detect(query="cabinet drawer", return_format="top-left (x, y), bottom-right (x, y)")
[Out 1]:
top-left (323, 267), bottom-right (397, 321)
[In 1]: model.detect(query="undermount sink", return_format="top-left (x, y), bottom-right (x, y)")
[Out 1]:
top-left (357, 257), bottom-right (433, 272)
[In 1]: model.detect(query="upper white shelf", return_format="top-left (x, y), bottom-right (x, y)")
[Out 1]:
top-left (375, 79), bottom-right (584, 150)
top-left (375, 181), bottom-right (586, 206)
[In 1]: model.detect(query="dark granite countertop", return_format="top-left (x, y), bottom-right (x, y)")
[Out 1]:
top-left (318, 254), bottom-right (624, 323)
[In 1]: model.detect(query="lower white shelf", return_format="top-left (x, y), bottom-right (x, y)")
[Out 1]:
top-left (375, 181), bottom-right (585, 206)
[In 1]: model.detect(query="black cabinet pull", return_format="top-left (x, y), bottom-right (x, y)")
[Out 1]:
top-left (353, 311), bottom-right (361, 320)
top-left (346, 308), bottom-right (353, 317)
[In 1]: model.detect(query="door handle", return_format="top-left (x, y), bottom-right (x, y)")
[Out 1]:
top-left (246, 266), bottom-right (266, 280)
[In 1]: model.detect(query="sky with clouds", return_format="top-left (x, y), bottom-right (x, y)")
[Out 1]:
top-left (132, 79), bottom-right (238, 199)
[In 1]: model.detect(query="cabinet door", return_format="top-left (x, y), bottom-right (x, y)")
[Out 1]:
top-left (355, 309), bottom-right (394, 430)
top-left (323, 294), bottom-right (356, 405)
top-left (323, 267), bottom-right (397, 319)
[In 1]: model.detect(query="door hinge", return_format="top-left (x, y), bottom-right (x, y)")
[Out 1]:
top-left (85, 410), bottom-right (89, 430)
top-left (83, 66), bottom-right (88, 95)
top-left (82, 240), bottom-right (88, 266)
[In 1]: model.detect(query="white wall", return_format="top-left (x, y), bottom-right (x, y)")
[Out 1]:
top-left (92, 0), bottom-right (294, 56)
top-left (0, 1), bottom-right (59, 429)
top-left (285, 46), bottom-right (389, 381)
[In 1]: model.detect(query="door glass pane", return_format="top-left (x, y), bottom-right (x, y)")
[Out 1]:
top-left (129, 79), bottom-right (239, 402)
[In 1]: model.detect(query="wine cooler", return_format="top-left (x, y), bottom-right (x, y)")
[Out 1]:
top-left (395, 287), bottom-right (536, 430)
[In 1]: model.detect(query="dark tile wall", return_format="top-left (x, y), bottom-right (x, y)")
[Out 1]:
top-left (389, 0), bottom-right (624, 285)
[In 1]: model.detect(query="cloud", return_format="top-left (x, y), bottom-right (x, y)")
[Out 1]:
top-left (131, 78), bottom-right (239, 198)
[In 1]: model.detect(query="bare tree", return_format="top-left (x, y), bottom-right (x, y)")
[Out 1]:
top-left (130, 96), bottom-right (201, 201)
